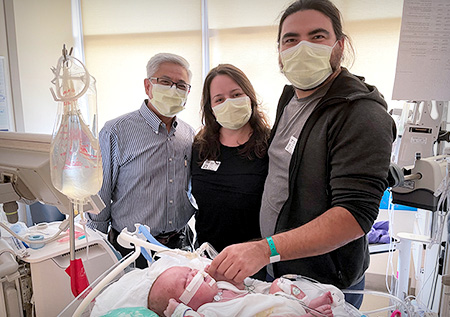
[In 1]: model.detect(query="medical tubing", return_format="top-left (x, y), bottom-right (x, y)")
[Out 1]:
top-left (432, 158), bottom-right (450, 246)
top-left (138, 225), bottom-right (166, 247)
top-left (73, 245), bottom-right (141, 317)
top-left (137, 225), bottom-right (167, 262)
top-left (418, 253), bottom-right (439, 308)
top-left (0, 219), bottom-right (69, 245)
top-left (0, 248), bottom-right (16, 257)
top-left (77, 204), bottom-right (89, 262)
top-left (386, 190), bottom-right (396, 294)
top-left (118, 228), bottom-right (196, 262)
top-left (409, 240), bottom-right (441, 309)
top-left (344, 289), bottom-right (412, 315)
top-left (119, 230), bottom-right (168, 253)
top-left (361, 304), bottom-right (398, 315)
top-left (273, 293), bottom-right (327, 317)
top-left (196, 242), bottom-right (218, 259)
top-left (50, 55), bottom-right (90, 102)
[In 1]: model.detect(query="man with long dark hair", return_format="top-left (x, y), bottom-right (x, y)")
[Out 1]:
top-left (208, 0), bottom-right (396, 308)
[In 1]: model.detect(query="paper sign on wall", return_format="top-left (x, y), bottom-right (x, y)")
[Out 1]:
top-left (392, 0), bottom-right (450, 101)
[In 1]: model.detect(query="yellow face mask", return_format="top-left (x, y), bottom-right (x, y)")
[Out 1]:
top-left (150, 84), bottom-right (188, 117)
top-left (281, 41), bottom-right (337, 90)
top-left (212, 96), bottom-right (252, 130)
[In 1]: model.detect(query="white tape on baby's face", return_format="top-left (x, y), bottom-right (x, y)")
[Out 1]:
top-left (179, 270), bottom-right (216, 304)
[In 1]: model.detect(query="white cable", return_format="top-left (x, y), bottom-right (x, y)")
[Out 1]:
top-left (0, 219), bottom-right (69, 245)
top-left (415, 248), bottom-right (440, 308)
top-left (272, 293), bottom-right (328, 317)
top-left (386, 190), bottom-right (396, 294)
top-left (0, 248), bottom-right (16, 257)
top-left (77, 203), bottom-right (89, 262)
top-left (431, 158), bottom-right (450, 246)
top-left (344, 289), bottom-right (412, 315)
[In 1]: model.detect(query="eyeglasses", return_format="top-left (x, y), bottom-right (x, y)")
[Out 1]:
top-left (149, 77), bottom-right (191, 92)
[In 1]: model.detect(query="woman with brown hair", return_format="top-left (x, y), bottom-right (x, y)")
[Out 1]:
top-left (192, 64), bottom-right (270, 254)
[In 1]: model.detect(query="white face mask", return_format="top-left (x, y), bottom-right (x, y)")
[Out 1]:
top-left (212, 96), bottom-right (252, 130)
top-left (280, 41), bottom-right (337, 90)
top-left (150, 83), bottom-right (188, 117)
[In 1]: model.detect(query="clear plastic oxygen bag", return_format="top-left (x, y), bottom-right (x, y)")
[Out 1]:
top-left (49, 46), bottom-right (102, 297)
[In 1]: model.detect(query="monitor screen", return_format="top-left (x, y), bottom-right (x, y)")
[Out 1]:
top-left (0, 131), bottom-right (72, 214)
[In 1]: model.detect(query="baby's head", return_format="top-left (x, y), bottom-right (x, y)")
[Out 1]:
top-left (148, 266), bottom-right (218, 316)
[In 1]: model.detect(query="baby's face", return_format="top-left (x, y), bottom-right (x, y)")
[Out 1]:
top-left (152, 266), bottom-right (218, 311)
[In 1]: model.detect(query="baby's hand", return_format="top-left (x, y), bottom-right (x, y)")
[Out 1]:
top-left (163, 298), bottom-right (180, 317)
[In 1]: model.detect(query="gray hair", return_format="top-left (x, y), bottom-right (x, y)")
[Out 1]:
top-left (146, 53), bottom-right (192, 81)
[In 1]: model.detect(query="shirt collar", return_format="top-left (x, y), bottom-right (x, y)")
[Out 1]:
top-left (139, 100), bottom-right (178, 133)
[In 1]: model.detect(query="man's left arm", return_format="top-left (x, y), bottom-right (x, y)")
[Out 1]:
top-left (208, 206), bottom-right (362, 283)
top-left (208, 100), bottom-right (396, 284)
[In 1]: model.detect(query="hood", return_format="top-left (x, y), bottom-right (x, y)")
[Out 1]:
top-left (322, 67), bottom-right (388, 110)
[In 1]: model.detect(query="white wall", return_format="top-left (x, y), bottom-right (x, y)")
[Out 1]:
top-left (3, 0), bottom-right (405, 134)
top-left (347, 18), bottom-right (404, 111)
top-left (11, 0), bottom-right (74, 133)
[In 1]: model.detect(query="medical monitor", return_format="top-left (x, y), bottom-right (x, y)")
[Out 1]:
top-left (0, 131), bottom-right (72, 215)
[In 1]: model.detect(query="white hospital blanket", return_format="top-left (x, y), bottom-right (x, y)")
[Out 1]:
top-left (90, 268), bottom-right (153, 316)
top-left (90, 253), bottom-right (357, 317)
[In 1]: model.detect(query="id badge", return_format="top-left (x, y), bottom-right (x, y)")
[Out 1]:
top-left (285, 135), bottom-right (297, 155)
top-left (201, 160), bottom-right (221, 171)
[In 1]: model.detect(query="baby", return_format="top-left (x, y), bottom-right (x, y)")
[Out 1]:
top-left (148, 266), bottom-right (334, 317)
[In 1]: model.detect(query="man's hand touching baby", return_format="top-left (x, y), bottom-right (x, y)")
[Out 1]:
top-left (205, 264), bottom-right (245, 290)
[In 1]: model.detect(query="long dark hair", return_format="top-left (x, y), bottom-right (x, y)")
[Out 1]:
top-left (194, 64), bottom-right (270, 161)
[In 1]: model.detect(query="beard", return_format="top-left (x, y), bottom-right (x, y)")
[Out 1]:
top-left (330, 44), bottom-right (343, 72)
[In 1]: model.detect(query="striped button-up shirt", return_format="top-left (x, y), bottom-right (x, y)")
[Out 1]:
top-left (86, 101), bottom-right (195, 235)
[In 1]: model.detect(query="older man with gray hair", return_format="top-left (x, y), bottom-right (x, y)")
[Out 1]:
top-left (87, 53), bottom-right (195, 268)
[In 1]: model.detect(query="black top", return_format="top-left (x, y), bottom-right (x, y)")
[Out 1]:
top-left (191, 143), bottom-right (268, 252)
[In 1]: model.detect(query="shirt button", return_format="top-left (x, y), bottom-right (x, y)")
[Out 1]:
top-left (169, 179), bottom-right (173, 183)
